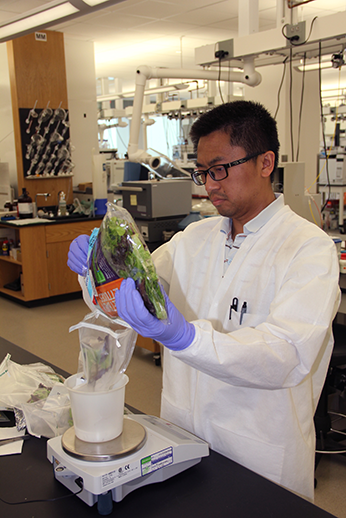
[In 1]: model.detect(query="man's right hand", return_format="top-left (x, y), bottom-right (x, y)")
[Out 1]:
top-left (67, 234), bottom-right (90, 276)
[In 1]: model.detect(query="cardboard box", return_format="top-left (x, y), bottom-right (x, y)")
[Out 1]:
top-left (78, 182), bottom-right (92, 192)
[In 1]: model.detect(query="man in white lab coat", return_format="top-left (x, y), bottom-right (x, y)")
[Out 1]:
top-left (68, 100), bottom-right (340, 501)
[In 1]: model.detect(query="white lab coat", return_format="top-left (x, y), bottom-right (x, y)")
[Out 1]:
top-left (152, 200), bottom-right (340, 500)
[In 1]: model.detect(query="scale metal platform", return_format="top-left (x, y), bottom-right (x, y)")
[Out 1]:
top-left (47, 414), bottom-right (209, 510)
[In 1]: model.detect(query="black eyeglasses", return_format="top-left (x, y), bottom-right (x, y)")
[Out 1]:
top-left (191, 152), bottom-right (264, 186)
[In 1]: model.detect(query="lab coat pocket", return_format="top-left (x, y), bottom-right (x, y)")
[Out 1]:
top-left (224, 310), bottom-right (267, 332)
top-left (211, 421), bottom-right (284, 485)
top-left (238, 311), bottom-right (268, 328)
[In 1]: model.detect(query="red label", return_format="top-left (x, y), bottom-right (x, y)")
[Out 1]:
top-left (95, 278), bottom-right (123, 318)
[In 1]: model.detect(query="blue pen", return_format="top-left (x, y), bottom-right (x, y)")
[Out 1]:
top-left (240, 301), bottom-right (247, 325)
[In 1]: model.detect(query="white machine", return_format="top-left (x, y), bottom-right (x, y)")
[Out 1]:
top-left (272, 162), bottom-right (321, 225)
top-left (318, 153), bottom-right (346, 185)
top-left (105, 158), bottom-right (126, 190)
top-left (47, 414), bottom-right (209, 512)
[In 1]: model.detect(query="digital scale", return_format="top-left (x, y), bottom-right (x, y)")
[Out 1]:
top-left (47, 414), bottom-right (209, 514)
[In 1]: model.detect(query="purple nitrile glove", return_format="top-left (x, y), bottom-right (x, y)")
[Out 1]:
top-left (115, 278), bottom-right (195, 351)
top-left (67, 234), bottom-right (90, 276)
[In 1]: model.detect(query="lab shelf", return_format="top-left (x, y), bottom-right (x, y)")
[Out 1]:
top-left (0, 256), bottom-right (21, 266)
top-left (0, 287), bottom-right (25, 300)
top-left (0, 219), bottom-right (102, 303)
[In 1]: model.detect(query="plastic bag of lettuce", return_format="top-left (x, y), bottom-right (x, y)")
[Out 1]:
top-left (83, 202), bottom-right (167, 321)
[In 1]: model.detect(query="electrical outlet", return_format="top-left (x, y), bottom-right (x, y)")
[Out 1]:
top-left (285, 21), bottom-right (306, 46)
top-left (214, 39), bottom-right (233, 61)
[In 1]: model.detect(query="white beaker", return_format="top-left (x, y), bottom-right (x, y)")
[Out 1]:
top-left (65, 372), bottom-right (128, 443)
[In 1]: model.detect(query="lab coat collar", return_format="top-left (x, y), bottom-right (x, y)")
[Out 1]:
top-left (220, 193), bottom-right (284, 237)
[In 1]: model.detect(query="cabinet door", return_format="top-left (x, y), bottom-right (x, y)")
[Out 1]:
top-left (45, 221), bottom-right (101, 297)
top-left (46, 241), bottom-right (80, 296)
top-left (20, 225), bottom-right (50, 300)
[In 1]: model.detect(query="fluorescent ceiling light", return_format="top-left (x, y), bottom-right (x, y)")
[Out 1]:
top-left (149, 84), bottom-right (189, 94)
top-left (296, 60), bottom-right (332, 72)
top-left (83, 0), bottom-right (111, 5)
top-left (0, 3), bottom-right (78, 40)
top-left (97, 83), bottom-right (191, 101)
top-left (0, 0), bottom-right (125, 43)
top-left (288, 0), bottom-right (315, 7)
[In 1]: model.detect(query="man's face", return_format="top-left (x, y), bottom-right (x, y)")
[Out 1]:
top-left (196, 130), bottom-right (272, 223)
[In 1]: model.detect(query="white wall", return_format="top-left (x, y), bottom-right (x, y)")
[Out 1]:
top-left (64, 37), bottom-right (99, 187)
top-left (244, 63), bottom-right (287, 156)
top-left (0, 43), bottom-right (17, 197)
top-left (244, 63), bottom-right (320, 193)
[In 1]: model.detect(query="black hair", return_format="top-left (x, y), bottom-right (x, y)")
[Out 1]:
top-left (189, 100), bottom-right (280, 171)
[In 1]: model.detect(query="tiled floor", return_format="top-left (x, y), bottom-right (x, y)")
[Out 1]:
top-left (0, 294), bottom-right (345, 517)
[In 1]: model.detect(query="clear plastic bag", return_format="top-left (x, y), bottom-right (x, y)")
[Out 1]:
top-left (82, 202), bottom-right (167, 320)
top-left (0, 354), bottom-right (70, 438)
top-left (21, 384), bottom-right (72, 438)
top-left (0, 353), bottom-right (62, 408)
top-left (69, 310), bottom-right (137, 392)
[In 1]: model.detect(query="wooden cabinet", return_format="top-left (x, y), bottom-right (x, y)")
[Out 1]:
top-left (0, 219), bottom-right (159, 356)
top-left (0, 219), bottom-right (101, 303)
top-left (20, 225), bottom-right (50, 300)
top-left (46, 241), bottom-right (80, 296)
top-left (45, 221), bottom-right (101, 297)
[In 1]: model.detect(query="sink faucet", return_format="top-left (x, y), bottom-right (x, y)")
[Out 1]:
top-left (35, 193), bottom-right (51, 217)
top-left (35, 192), bottom-right (51, 204)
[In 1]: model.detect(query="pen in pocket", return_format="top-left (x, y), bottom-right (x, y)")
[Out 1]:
top-left (240, 301), bottom-right (247, 325)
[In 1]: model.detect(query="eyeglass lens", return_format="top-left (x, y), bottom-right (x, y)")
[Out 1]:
top-left (193, 165), bottom-right (227, 186)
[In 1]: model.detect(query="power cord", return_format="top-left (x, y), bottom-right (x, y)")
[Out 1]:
top-left (296, 52), bottom-right (306, 162)
top-left (318, 40), bottom-right (331, 212)
top-left (281, 16), bottom-right (318, 46)
top-left (289, 47), bottom-right (294, 162)
top-left (0, 477), bottom-right (83, 505)
top-left (274, 57), bottom-right (288, 120)
top-left (216, 54), bottom-right (226, 104)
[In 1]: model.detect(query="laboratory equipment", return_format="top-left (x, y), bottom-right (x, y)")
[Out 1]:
top-left (318, 152), bottom-right (346, 185)
top-left (58, 191), bottom-right (67, 216)
top-left (126, 64), bottom-right (261, 169)
top-left (134, 217), bottom-right (183, 242)
top-left (65, 373), bottom-right (128, 443)
top-left (35, 104), bottom-right (53, 133)
top-left (121, 179), bottom-right (191, 219)
top-left (17, 188), bottom-right (33, 219)
top-left (120, 179), bottom-right (192, 242)
top-left (47, 413), bottom-right (209, 511)
top-left (104, 158), bottom-right (126, 189)
top-left (271, 162), bottom-right (321, 225)
top-left (25, 100), bottom-right (38, 124)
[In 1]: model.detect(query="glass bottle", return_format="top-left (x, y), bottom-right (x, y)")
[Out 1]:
top-left (18, 188), bottom-right (33, 219)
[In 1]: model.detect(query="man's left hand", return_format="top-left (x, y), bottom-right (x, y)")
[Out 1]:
top-left (115, 278), bottom-right (195, 351)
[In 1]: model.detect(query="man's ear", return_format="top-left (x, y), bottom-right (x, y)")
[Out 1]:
top-left (261, 151), bottom-right (275, 178)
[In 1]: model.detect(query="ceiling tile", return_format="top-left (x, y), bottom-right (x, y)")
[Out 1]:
top-left (1, 0), bottom-right (346, 84)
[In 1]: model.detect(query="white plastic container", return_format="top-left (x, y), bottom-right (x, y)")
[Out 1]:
top-left (65, 372), bottom-right (128, 443)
